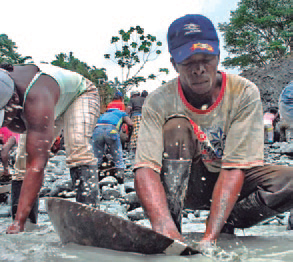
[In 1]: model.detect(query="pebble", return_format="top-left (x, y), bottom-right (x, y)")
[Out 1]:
top-left (0, 140), bottom-right (292, 229)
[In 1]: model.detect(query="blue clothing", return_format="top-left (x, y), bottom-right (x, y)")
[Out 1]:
top-left (97, 109), bottom-right (127, 131)
top-left (279, 81), bottom-right (293, 125)
top-left (93, 109), bottom-right (127, 169)
top-left (92, 124), bottom-right (125, 169)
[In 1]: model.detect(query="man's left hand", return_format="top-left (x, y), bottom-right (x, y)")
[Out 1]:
top-left (6, 220), bottom-right (24, 234)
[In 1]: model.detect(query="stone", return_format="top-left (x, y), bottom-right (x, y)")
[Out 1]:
top-left (102, 187), bottom-right (121, 200)
top-left (49, 179), bottom-right (73, 197)
top-left (127, 207), bottom-right (146, 221)
top-left (0, 205), bottom-right (11, 217)
top-left (56, 150), bottom-right (66, 156)
top-left (99, 176), bottom-right (118, 187)
top-left (100, 200), bottom-right (129, 220)
top-left (124, 181), bottom-right (135, 193)
top-left (120, 191), bottom-right (141, 211)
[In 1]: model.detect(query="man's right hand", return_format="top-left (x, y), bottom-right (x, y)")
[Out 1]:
top-left (153, 220), bottom-right (184, 241)
top-left (135, 168), bottom-right (184, 242)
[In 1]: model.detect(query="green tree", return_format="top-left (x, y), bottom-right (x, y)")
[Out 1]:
top-left (0, 34), bottom-right (32, 64)
top-left (51, 52), bottom-right (111, 111)
top-left (104, 26), bottom-right (169, 93)
top-left (219, 0), bottom-right (293, 69)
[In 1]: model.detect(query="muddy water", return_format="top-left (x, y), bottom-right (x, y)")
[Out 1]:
top-left (0, 210), bottom-right (292, 262)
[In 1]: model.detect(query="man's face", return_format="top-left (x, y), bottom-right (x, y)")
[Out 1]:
top-left (174, 53), bottom-right (219, 95)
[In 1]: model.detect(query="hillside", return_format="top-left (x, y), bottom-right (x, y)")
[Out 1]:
top-left (240, 56), bottom-right (293, 112)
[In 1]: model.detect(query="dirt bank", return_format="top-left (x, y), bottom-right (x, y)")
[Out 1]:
top-left (240, 55), bottom-right (293, 112)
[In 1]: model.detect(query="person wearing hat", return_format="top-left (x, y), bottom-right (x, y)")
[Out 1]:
top-left (0, 63), bottom-right (100, 234)
top-left (107, 91), bottom-right (125, 111)
top-left (92, 108), bottom-right (133, 190)
top-left (126, 90), bottom-right (146, 154)
top-left (133, 14), bottom-right (293, 251)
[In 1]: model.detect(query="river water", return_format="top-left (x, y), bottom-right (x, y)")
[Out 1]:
top-left (0, 204), bottom-right (292, 262)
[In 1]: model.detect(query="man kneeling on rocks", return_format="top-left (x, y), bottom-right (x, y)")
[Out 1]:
top-left (134, 14), bottom-right (293, 251)
top-left (92, 108), bottom-right (133, 189)
top-left (0, 63), bottom-right (100, 234)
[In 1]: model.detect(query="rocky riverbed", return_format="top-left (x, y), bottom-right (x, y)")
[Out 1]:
top-left (0, 145), bottom-right (293, 261)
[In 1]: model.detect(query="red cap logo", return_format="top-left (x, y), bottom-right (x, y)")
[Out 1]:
top-left (191, 43), bottom-right (214, 52)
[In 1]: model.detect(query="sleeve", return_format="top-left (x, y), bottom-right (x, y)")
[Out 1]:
top-left (133, 105), bottom-right (165, 174)
top-left (221, 83), bottom-right (264, 169)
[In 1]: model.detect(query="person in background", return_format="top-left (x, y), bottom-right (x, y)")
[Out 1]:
top-left (0, 63), bottom-right (100, 234)
top-left (263, 107), bottom-right (279, 143)
top-left (126, 91), bottom-right (147, 154)
top-left (278, 80), bottom-right (293, 230)
top-left (92, 108), bottom-right (133, 188)
top-left (279, 81), bottom-right (293, 143)
top-left (133, 14), bottom-right (293, 252)
top-left (50, 129), bottom-right (65, 155)
top-left (141, 90), bottom-right (148, 99)
top-left (107, 91), bottom-right (125, 111)
top-left (0, 127), bottom-right (20, 182)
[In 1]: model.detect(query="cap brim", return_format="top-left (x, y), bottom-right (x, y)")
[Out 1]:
top-left (0, 109), bottom-right (4, 127)
top-left (171, 40), bottom-right (219, 64)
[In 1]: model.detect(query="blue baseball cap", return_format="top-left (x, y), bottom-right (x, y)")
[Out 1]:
top-left (115, 91), bottom-right (123, 97)
top-left (167, 14), bottom-right (220, 64)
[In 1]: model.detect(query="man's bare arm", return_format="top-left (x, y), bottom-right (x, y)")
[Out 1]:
top-left (200, 168), bottom-right (245, 245)
top-left (7, 77), bottom-right (58, 233)
top-left (135, 167), bottom-right (183, 240)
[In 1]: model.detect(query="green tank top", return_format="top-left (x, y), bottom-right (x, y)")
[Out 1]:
top-left (23, 63), bottom-right (87, 119)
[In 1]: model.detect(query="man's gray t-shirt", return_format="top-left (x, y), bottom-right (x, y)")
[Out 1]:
top-left (134, 72), bottom-right (264, 174)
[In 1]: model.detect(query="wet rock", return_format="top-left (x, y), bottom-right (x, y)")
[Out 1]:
top-left (124, 181), bottom-right (135, 193)
top-left (44, 172), bottom-right (57, 183)
top-left (48, 178), bottom-right (73, 197)
top-left (124, 159), bottom-right (132, 169)
top-left (101, 186), bottom-right (121, 200)
top-left (39, 199), bottom-right (48, 214)
top-left (99, 176), bottom-right (118, 187)
top-left (100, 200), bottom-right (128, 220)
top-left (56, 150), bottom-right (66, 156)
top-left (127, 207), bottom-right (146, 221)
top-left (39, 187), bottom-right (51, 197)
top-left (287, 212), bottom-right (293, 230)
top-left (135, 219), bottom-right (151, 229)
top-left (280, 143), bottom-right (293, 156)
top-left (120, 191), bottom-right (141, 211)
top-left (124, 169), bottom-right (134, 179)
top-left (194, 210), bottom-right (202, 218)
top-left (45, 162), bottom-right (57, 173)
top-left (57, 190), bottom-right (76, 198)
top-left (49, 155), bottom-right (66, 165)
top-left (0, 205), bottom-right (11, 217)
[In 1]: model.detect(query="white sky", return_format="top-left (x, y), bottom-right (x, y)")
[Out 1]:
top-left (1, 0), bottom-right (240, 93)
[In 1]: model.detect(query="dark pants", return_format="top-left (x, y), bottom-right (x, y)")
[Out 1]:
top-left (162, 117), bottom-right (293, 229)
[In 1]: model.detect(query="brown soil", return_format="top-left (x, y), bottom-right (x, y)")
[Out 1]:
top-left (240, 55), bottom-right (293, 112)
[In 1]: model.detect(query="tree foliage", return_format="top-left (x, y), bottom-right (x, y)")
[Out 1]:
top-left (104, 26), bottom-right (169, 93)
top-left (0, 34), bottom-right (32, 64)
top-left (219, 0), bottom-right (293, 69)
